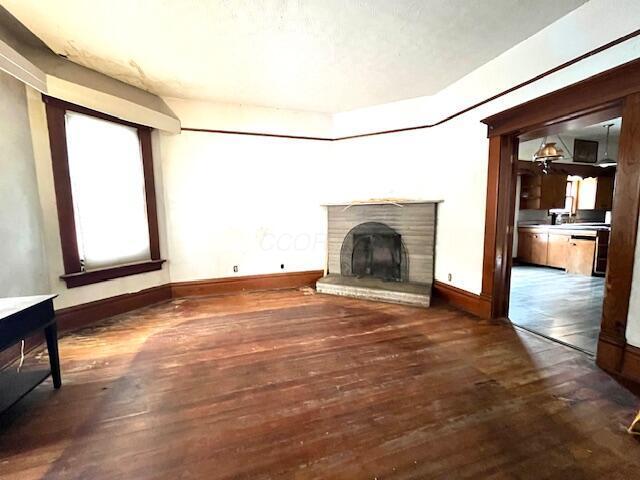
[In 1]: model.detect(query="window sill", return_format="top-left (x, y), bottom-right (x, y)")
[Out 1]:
top-left (60, 259), bottom-right (166, 288)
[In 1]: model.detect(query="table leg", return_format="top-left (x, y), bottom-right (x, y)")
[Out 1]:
top-left (44, 322), bottom-right (61, 389)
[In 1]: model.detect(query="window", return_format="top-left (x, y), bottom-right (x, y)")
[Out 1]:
top-left (45, 96), bottom-right (164, 287)
top-left (564, 175), bottom-right (581, 214)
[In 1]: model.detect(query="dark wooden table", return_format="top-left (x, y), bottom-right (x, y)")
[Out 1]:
top-left (0, 295), bottom-right (60, 413)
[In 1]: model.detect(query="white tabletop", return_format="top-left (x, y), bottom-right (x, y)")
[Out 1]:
top-left (0, 295), bottom-right (57, 321)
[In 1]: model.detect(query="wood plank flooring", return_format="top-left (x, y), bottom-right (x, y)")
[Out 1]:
top-left (1, 289), bottom-right (639, 479)
top-left (509, 265), bottom-right (604, 354)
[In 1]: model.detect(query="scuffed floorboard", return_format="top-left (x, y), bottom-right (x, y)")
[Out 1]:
top-left (0, 289), bottom-right (638, 479)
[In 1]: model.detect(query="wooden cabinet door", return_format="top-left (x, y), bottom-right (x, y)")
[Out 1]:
top-left (540, 174), bottom-right (567, 210)
top-left (520, 175), bottom-right (542, 210)
top-left (530, 233), bottom-right (549, 265)
top-left (547, 234), bottom-right (569, 269)
top-left (566, 239), bottom-right (596, 276)
top-left (517, 231), bottom-right (533, 262)
top-left (595, 176), bottom-right (615, 210)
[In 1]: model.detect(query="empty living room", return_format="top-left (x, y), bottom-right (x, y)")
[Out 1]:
top-left (3, 0), bottom-right (640, 478)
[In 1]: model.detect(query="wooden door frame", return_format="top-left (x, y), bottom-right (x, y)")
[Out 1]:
top-left (480, 58), bottom-right (640, 381)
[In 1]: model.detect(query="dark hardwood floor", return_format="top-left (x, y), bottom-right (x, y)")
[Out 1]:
top-left (1, 289), bottom-right (639, 479)
top-left (509, 265), bottom-right (604, 354)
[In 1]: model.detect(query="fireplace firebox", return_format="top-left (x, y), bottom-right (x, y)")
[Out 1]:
top-left (352, 233), bottom-right (401, 280)
top-left (339, 221), bottom-right (407, 282)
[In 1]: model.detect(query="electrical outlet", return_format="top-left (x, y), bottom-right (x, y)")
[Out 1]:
top-left (233, 265), bottom-right (238, 273)
top-left (447, 273), bottom-right (452, 282)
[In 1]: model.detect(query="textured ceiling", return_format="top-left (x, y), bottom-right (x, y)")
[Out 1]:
top-left (2, 0), bottom-right (587, 112)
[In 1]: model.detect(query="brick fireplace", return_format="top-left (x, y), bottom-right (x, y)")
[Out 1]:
top-left (316, 200), bottom-right (438, 307)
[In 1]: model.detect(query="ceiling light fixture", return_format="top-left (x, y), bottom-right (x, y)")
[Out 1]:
top-left (598, 123), bottom-right (616, 168)
top-left (532, 135), bottom-right (571, 174)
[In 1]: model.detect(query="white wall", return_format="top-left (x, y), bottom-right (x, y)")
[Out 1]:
top-left (329, 0), bottom-right (640, 298)
top-left (627, 222), bottom-right (640, 346)
top-left (165, 97), bottom-right (333, 139)
top-left (160, 0), bottom-right (640, 346)
top-left (5, 0), bottom-right (640, 348)
top-left (0, 69), bottom-right (49, 296)
top-left (161, 129), bottom-right (331, 282)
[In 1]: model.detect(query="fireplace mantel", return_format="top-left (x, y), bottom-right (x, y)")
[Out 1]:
top-left (321, 199), bottom-right (443, 206)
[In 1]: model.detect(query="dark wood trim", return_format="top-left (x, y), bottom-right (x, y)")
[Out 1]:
top-left (181, 127), bottom-right (333, 142)
top-left (481, 59), bottom-right (640, 137)
top-left (3, 269), bottom-right (325, 371)
top-left (481, 56), bottom-right (640, 384)
top-left (517, 104), bottom-right (624, 142)
top-left (58, 270), bottom-right (321, 332)
top-left (1, 284), bottom-right (171, 371)
top-left (516, 160), bottom-right (616, 178)
top-left (45, 100), bottom-right (81, 274)
top-left (596, 335), bottom-right (626, 373)
top-left (43, 95), bottom-right (147, 130)
top-left (60, 259), bottom-right (166, 288)
top-left (55, 284), bottom-right (173, 332)
top-left (44, 95), bottom-right (163, 282)
top-left (171, 270), bottom-right (324, 298)
top-left (139, 128), bottom-right (161, 260)
top-left (432, 281), bottom-right (492, 319)
top-left (481, 137), bottom-right (501, 298)
top-left (596, 341), bottom-right (640, 385)
top-left (620, 344), bottom-right (640, 383)
top-left (597, 92), bottom-right (640, 367)
top-left (18, 267), bottom-right (640, 381)
top-left (184, 30), bottom-right (640, 142)
top-left (481, 136), bottom-right (518, 318)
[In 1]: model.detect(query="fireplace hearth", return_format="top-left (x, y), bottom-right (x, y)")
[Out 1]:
top-left (316, 200), bottom-right (439, 307)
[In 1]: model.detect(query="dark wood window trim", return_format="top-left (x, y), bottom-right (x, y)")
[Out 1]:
top-left (43, 95), bottom-right (164, 288)
top-left (480, 58), bottom-right (640, 383)
top-left (60, 259), bottom-right (166, 288)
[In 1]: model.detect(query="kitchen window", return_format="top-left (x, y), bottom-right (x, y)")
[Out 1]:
top-left (44, 96), bottom-right (164, 287)
top-left (565, 175), bottom-right (581, 214)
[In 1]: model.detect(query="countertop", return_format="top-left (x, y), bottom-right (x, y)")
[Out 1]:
top-left (518, 223), bottom-right (610, 237)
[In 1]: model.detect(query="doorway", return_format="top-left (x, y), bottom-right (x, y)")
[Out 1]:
top-left (480, 59), bottom-right (640, 381)
top-left (508, 117), bottom-right (620, 354)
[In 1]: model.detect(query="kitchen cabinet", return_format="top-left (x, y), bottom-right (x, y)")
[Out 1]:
top-left (566, 239), bottom-right (596, 276)
top-left (530, 232), bottom-right (548, 265)
top-left (517, 227), bottom-right (604, 276)
top-left (517, 231), bottom-right (549, 265)
top-left (594, 176), bottom-right (615, 210)
top-left (520, 174), bottom-right (567, 210)
top-left (517, 231), bottom-right (534, 262)
top-left (546, 234), bottom-right (570, 269)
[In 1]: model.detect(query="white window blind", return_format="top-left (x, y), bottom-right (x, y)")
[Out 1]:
top-left (65, 111), bottom-right (151, 270)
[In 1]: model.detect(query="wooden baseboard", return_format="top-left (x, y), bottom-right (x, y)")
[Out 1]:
top-left (433, 281), bottom-right (492, 319)
top-left (171, 270), bottom-right (324, 298)
top-left (1, 271), bottom-right (470, 371)
top-left (621, 344), bottom-right (640, 382)
top-left (596, 335), bottom-right (625, 372)
top-left (55, 284), bottom-right (172, 332)
top-left (597, 336), bottom-right (640, 384)
top-left (3, 270), bottom-right (323, 369)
